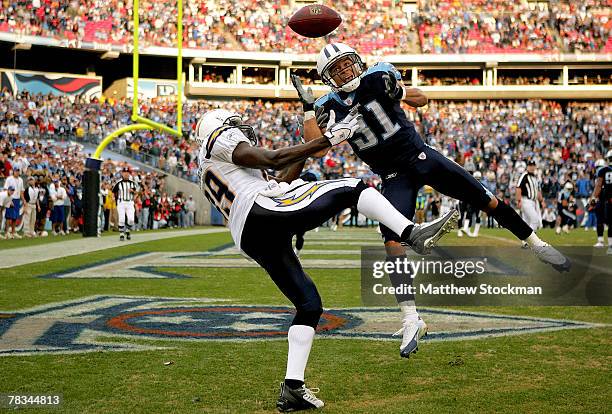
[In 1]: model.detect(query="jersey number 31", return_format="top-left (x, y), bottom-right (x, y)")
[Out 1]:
top-left (351, 100), bottom-right (400, 150)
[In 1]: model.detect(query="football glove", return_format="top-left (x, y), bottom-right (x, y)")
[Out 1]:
top-left (290, 74), bottom-right (315, 112)
top-left (323, 109), bottom-right (362, 146)
top-left (381, 70), bottom-right (404, 100)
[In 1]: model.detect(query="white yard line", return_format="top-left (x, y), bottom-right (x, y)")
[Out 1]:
top-left (0, 228), bottom-right (229, 269)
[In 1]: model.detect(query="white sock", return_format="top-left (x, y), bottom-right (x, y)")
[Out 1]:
top-left (357, 188), bottom-right (412, 237)
top-left (285, 325), bottom-right (315, 382)
top-left (399, 301), bottom-right (418, 321)
top-left (473, 223), bottom-right (480, 236)
top-left (598, 236), bottom-right (604, 243)
top-left (525, 232), bottom-right (547, 247)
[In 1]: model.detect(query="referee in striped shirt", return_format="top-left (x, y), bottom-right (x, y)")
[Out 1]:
top-left (516, 160), bottom-right (544, 239)
top-left (113, 167), bottom-right (139, 241)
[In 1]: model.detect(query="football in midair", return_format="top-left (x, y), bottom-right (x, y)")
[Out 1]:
top-left (288, 4), bottom-right (342, 38)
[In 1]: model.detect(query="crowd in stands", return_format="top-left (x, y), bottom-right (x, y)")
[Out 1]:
top-left (1, 0), bottom-right (609, 54)
top-left (550, 0), bottom-right (612, 53)
top-left (497, 75), bottom-right (554, 85)
top-left (1, 91), bottom-right (610, 238)
top-left (418, 74), bottom-right (482, 86)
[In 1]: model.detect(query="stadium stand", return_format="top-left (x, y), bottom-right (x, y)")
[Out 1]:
top-left (1, 0), bottom-right (609, 53)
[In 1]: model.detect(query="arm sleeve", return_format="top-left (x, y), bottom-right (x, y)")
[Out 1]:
top-left (209, 129), bottom-right (251, 164)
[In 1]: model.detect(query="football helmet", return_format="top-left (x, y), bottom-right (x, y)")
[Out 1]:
top-left (606, 149), bottom-right (612, 162)
top-left (317, 43), bottom-right (366, 93)
top-left (195, 109), bottom-right (257, 146)
top-left (564, 182), bottom-right (574, 191)
top-left (473, 171), bottom-right (482, 180)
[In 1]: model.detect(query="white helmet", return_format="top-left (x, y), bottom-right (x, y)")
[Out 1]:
top-left (316, 43), bottom-right (366, 93)
top-left (606, 149), bottom-right (612, 162)
top-left (473, 171), bottom-right (482, 180)
top-left (594, 158), bottom-right (606, 168)
top-left (195, 109), bottom-right (257, 147)
top-left (564, 182), bottom-right (574, 191)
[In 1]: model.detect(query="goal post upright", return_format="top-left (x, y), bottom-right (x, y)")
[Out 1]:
top-left (82, 0), bottom-right (184, 237)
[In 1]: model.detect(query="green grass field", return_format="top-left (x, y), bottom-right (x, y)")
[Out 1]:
top-left (0, 227), bottom-right (610, 413)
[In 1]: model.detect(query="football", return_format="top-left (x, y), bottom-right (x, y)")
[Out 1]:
top-left (288, 4), bottom-right (342, 38)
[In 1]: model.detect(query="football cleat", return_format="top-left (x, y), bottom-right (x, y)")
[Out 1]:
top-left (402, 209), bottom-right (460, 255)
top-left (394, 318), bottom-right (428, 358)
top-left (119, 234), bottom-right (125, 241)
top-left (276, 382), bottom-right (324, 412)
top-left (126, 233), bottom-right (131, 241)
top-left (531, 244), bottom-right (571, 272)
top-left (593, 241), bottom-right (604, 248)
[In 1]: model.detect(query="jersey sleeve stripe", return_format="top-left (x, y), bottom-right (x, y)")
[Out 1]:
top-left (205, 125), bottom-right (234, 159)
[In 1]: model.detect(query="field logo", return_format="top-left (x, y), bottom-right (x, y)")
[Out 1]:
top-left (0, 296), bottom-right (601, 356)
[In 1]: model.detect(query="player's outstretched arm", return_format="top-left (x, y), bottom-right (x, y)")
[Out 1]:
top-left (232, 110), bottom-right (361, 170)
top-left (232, 138), bottom-right (330, 171)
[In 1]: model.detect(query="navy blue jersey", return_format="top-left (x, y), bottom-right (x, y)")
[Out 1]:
top-left (597, 165), bottom-right (612, 200)
top-left (314, 62), bottom-right (425, 176)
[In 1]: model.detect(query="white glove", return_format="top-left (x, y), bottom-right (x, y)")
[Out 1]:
top-left (323, 109), bottom-right (362, 146)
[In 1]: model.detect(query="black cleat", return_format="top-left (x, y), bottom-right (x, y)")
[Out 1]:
top-left (402, 209), bottom-right (460, 255)
top-left (276, 382), bottom-right (324, 412)
top-left (126, 233), bottom-right (131, 240)
top-left (119, 234), bottom-right (125, 241)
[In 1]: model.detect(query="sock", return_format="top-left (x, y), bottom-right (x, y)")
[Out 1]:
top-left (357, 187), bottom-right (413, 237)
top-left (525, 232), bottom-right (547, 247)
top-left (399, 301), bottom-right (418, 322)
top-left (598, 236), bottom-right (604, 243)
top-left (491, 199), bottom-right (533, 240)
top-left (473, 223), bottom-right (480, 236)
top-left (285, 325), bottom-right (315, 383)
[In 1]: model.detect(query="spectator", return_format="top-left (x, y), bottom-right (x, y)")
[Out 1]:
top-left (23, 176), bottom-right (39, 237)
top-left (0, 186), bottom-right (14, 239)
top-left (3, 168), bottom-right (25, 238)
top-left (49, 178), bottom-right (67, 235)
top-left (185, 195), bottom-right (196, 227)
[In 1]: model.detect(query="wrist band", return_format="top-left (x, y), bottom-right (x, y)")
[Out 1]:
top-left (304, 110), bottom-right (316, 121)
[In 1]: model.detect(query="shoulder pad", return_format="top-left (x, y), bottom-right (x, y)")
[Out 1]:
top-left (365, 62), bottom-right (401, 80)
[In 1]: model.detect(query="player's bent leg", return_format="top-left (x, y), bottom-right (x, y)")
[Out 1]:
top-left (421, 147), bottom-right (570, 271)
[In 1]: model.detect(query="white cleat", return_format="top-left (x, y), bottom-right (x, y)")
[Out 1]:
top-left (593, 241), bottom-right (604, 248)
top-left (531, 243), bottom-right (571, 272)
top-left (394, 318), bottom-right (428, 358)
